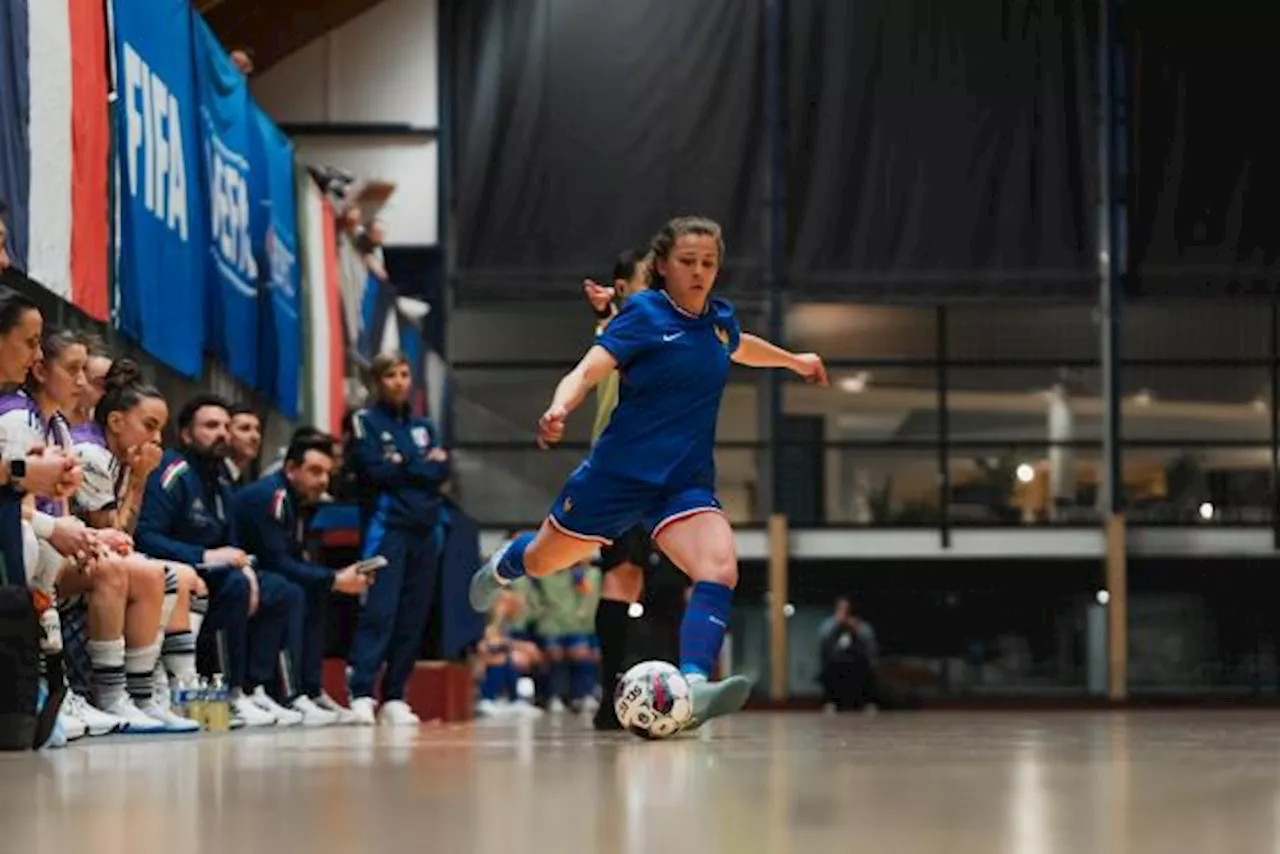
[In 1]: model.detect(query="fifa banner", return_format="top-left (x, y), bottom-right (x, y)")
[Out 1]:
top-left (251, 105), bottom-right (301, 418)
top-left (111, 0), bottom-right (205, 377)
top-left (192, 13), bottom-right (259, 387)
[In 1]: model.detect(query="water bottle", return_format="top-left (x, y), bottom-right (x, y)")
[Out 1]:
top-left (205, 674), bottom-right (231, 732)
top-left (189, 677), bottom-right (210, 729)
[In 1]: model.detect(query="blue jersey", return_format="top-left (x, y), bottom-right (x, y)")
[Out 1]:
top-left (589, 289), bottom-right (741, 486)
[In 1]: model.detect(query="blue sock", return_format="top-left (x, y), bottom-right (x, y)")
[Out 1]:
top-left (496, 533), bottom-right (533, 581)
top-left (550, 659), bottom-right (571, 703)
top-left (679, 581), bottom-right (734, 679)
top-left (570, 658), bottom-right (595, 700)
top-left (506, 663), bottom-right (524, 700)
top-left (480, 664), bottom-right (506, 701)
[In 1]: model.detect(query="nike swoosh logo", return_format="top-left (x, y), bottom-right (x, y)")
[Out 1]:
top-left (662, 332), bottom-right (685, 342)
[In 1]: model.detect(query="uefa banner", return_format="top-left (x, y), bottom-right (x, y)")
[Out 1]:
top-left (192, 13), bottom-right (259, 387)
top-left (110, 0), bottom-right (205, 377)
top-left (251, 104), bottom-right (301, 419)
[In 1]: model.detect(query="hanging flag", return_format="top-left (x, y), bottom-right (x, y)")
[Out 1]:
top-left (298, 168), bottom-right (344, 436)
top-left (251, 106), bottom-right (301, 418)
top-left (0, 0), bottom-right (109, 320)
top-left (192, 13), bottom-right (258, 387)
top-left (110, 0), bottom-right (204, 377)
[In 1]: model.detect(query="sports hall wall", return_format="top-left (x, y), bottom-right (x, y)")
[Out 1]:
top-left (440, 0), bottom-right (1280, 698)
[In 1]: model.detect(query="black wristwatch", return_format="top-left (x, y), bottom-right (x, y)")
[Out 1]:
top-left (7, 457), bottom-right (25, 491)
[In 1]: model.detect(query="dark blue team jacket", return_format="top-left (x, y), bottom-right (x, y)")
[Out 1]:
top-left (348, 402), bottom-right (449, 534)
top-left (232, 471), bottom-right (331, 592)
top-left (135, 449), bottom-right (238, 567)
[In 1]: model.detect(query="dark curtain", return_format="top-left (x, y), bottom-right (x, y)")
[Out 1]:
top-left (787, 0), bottom-right (1099, 301)
top-left (1126, 4), bottom-right (1280, 297)
top-left (449, 0), bottom-right (763, 302)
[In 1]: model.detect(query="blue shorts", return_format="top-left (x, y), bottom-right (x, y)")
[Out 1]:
top-left (548, 463), bottom-right (722, 545)
top-left (545, 633), bottom-right (592, 653)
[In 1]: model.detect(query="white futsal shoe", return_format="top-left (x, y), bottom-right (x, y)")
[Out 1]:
top-left (683, 674), bottom-right (753, 731)
top-left (231, 693), bottom-right (277, 727)
top-left (250, 686), bottom-right (303, 727)
top-left (102, 697), bottom-right (168, 734)
top-left (315, 691), bottom-right (359, 725)
top-left (468, 541), bottom-right (512, 612)
top-left (291, 695), bottom-right (340, 727)
top-left (63, 691), bottom-right (124, 736)
top-left (349, 697), bottom-right (377, 726)
top-left (377, 699), bottom-right (421, 726)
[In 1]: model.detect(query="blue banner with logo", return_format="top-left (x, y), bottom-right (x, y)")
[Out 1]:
top-left (251, 105), bottom-right (301, 418)
top-left (192, 13), bottom-right (258, 387)
top-left (111, 0), bottom-right (205, 377)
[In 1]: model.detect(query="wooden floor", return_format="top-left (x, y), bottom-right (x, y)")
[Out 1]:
top-left (4, 710), bottom-right (1280, 853)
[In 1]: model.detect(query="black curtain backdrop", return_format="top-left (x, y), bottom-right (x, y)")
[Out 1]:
top-left (449, 0), bottom-right (763, 302)
top-left (787, 0), bottom-right (1099, 301)
top-left (1126, 4), bottom-right (1280, 297)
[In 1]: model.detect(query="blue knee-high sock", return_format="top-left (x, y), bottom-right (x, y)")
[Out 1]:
top-left (550, 658), bottom-right (571, 702)
top-left (570, 658), bottom-right (595, 700)
top-left (504, 659), bottom-right (522, 700)
top-left (496, 533), bottom-right (534, 581)
top-left (481, 663), bottom-right (508, 701)
top-left (679, 581), bottom-right (733, 679)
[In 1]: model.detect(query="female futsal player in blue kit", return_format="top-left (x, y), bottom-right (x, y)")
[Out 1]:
top-left (470, 216), bottom-right (829, 728)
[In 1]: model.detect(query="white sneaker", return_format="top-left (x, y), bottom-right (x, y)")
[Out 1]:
top-left (549, 697), bottom-right (567, 714)
top-left (315, 691), bottom-right (358, 725)
top-left (513, 700), bottom-right (545, 718)
top-left (377, 699), bottom-right (420, 726)
top-left (250, 686), bottom-right (303, 727)
top-left (231, 694), bottom-right (276, 727)
top-left (349, 697), bottom-right (377, 726)
top-left (63, 691), bottom-right (123, 736)
top-left (59, 711), bottom-right (87, 741)
top-left (292, 695), bottom-right (340, 727)
top-left (102, 697), bottom-right (167, 734)
top-left (139, 697), bottom-right (202, 733)
top-left (476, 699), bottom-right (504, 717)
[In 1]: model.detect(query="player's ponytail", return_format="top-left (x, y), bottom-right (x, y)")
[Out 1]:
top-left (95, 357), bottom-right (163, 433)
top-left (647, 216), bottom-right (724, 292)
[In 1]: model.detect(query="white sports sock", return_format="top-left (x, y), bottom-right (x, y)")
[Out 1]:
top-left (126, 641), bottom-right (162, 703)
top-left (87, 637), bottom-right (127, 709)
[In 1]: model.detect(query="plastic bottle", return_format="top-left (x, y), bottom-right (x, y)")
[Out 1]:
top-left (189, 677), bottom-right (210, 729)
top-left (205, 674), bottom-right (231, 732)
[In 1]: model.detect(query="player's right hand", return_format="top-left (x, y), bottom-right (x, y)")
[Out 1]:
top-left (583, 279), bottom-right (615, 313)
top-left (537, 405), bottom-right (569, 449)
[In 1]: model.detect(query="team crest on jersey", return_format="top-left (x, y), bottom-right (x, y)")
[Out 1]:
top-left (562, 497), bottom-right (573, 514)
top-left (160, 459), bottom-right (189, 490)
top-left (713, 325), bottom-right (731, 350)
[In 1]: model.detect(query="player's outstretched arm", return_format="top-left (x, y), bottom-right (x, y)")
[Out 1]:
top-left (538, 345), bottom-right (619, 448)
top-left (732, 333), bottom-right (829, 386)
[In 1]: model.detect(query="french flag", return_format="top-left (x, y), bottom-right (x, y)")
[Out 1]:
top-left (0, 0), bottom-right (110, 320)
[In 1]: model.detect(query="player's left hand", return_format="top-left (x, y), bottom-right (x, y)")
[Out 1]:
top-left (793, 353), bottom-right (829, 387)
top-left (537, 404), bottom-right (569, 449)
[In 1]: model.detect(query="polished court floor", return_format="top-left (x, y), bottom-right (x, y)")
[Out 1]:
top-left (5, 710), bottom-right (1280, 853)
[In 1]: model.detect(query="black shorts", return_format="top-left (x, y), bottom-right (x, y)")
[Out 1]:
top-left (598, 526), bottom-right (652, 572)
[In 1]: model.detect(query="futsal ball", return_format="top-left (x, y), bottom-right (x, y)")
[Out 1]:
top-left (614, 660), bottom-right (693, 740)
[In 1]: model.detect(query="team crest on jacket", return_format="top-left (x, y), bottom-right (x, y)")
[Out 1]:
top-left (271, 488), bottom-right (288, 522)
top-left (713, 325), bottom-right (730, 350)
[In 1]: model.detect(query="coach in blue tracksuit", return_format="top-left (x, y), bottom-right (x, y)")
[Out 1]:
top-left (233, 432), bottom-right (370, 721)
top-left (135, 395), bottom-right (303, 727)
top-left (345, 353), bottom-right (449, 725)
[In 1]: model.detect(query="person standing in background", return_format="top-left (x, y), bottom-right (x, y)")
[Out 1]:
top-left (345, 352), bottom-right (450, 726)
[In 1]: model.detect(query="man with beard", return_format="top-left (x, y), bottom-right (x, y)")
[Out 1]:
top-left (135, 395), bottom-right (304, 727)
